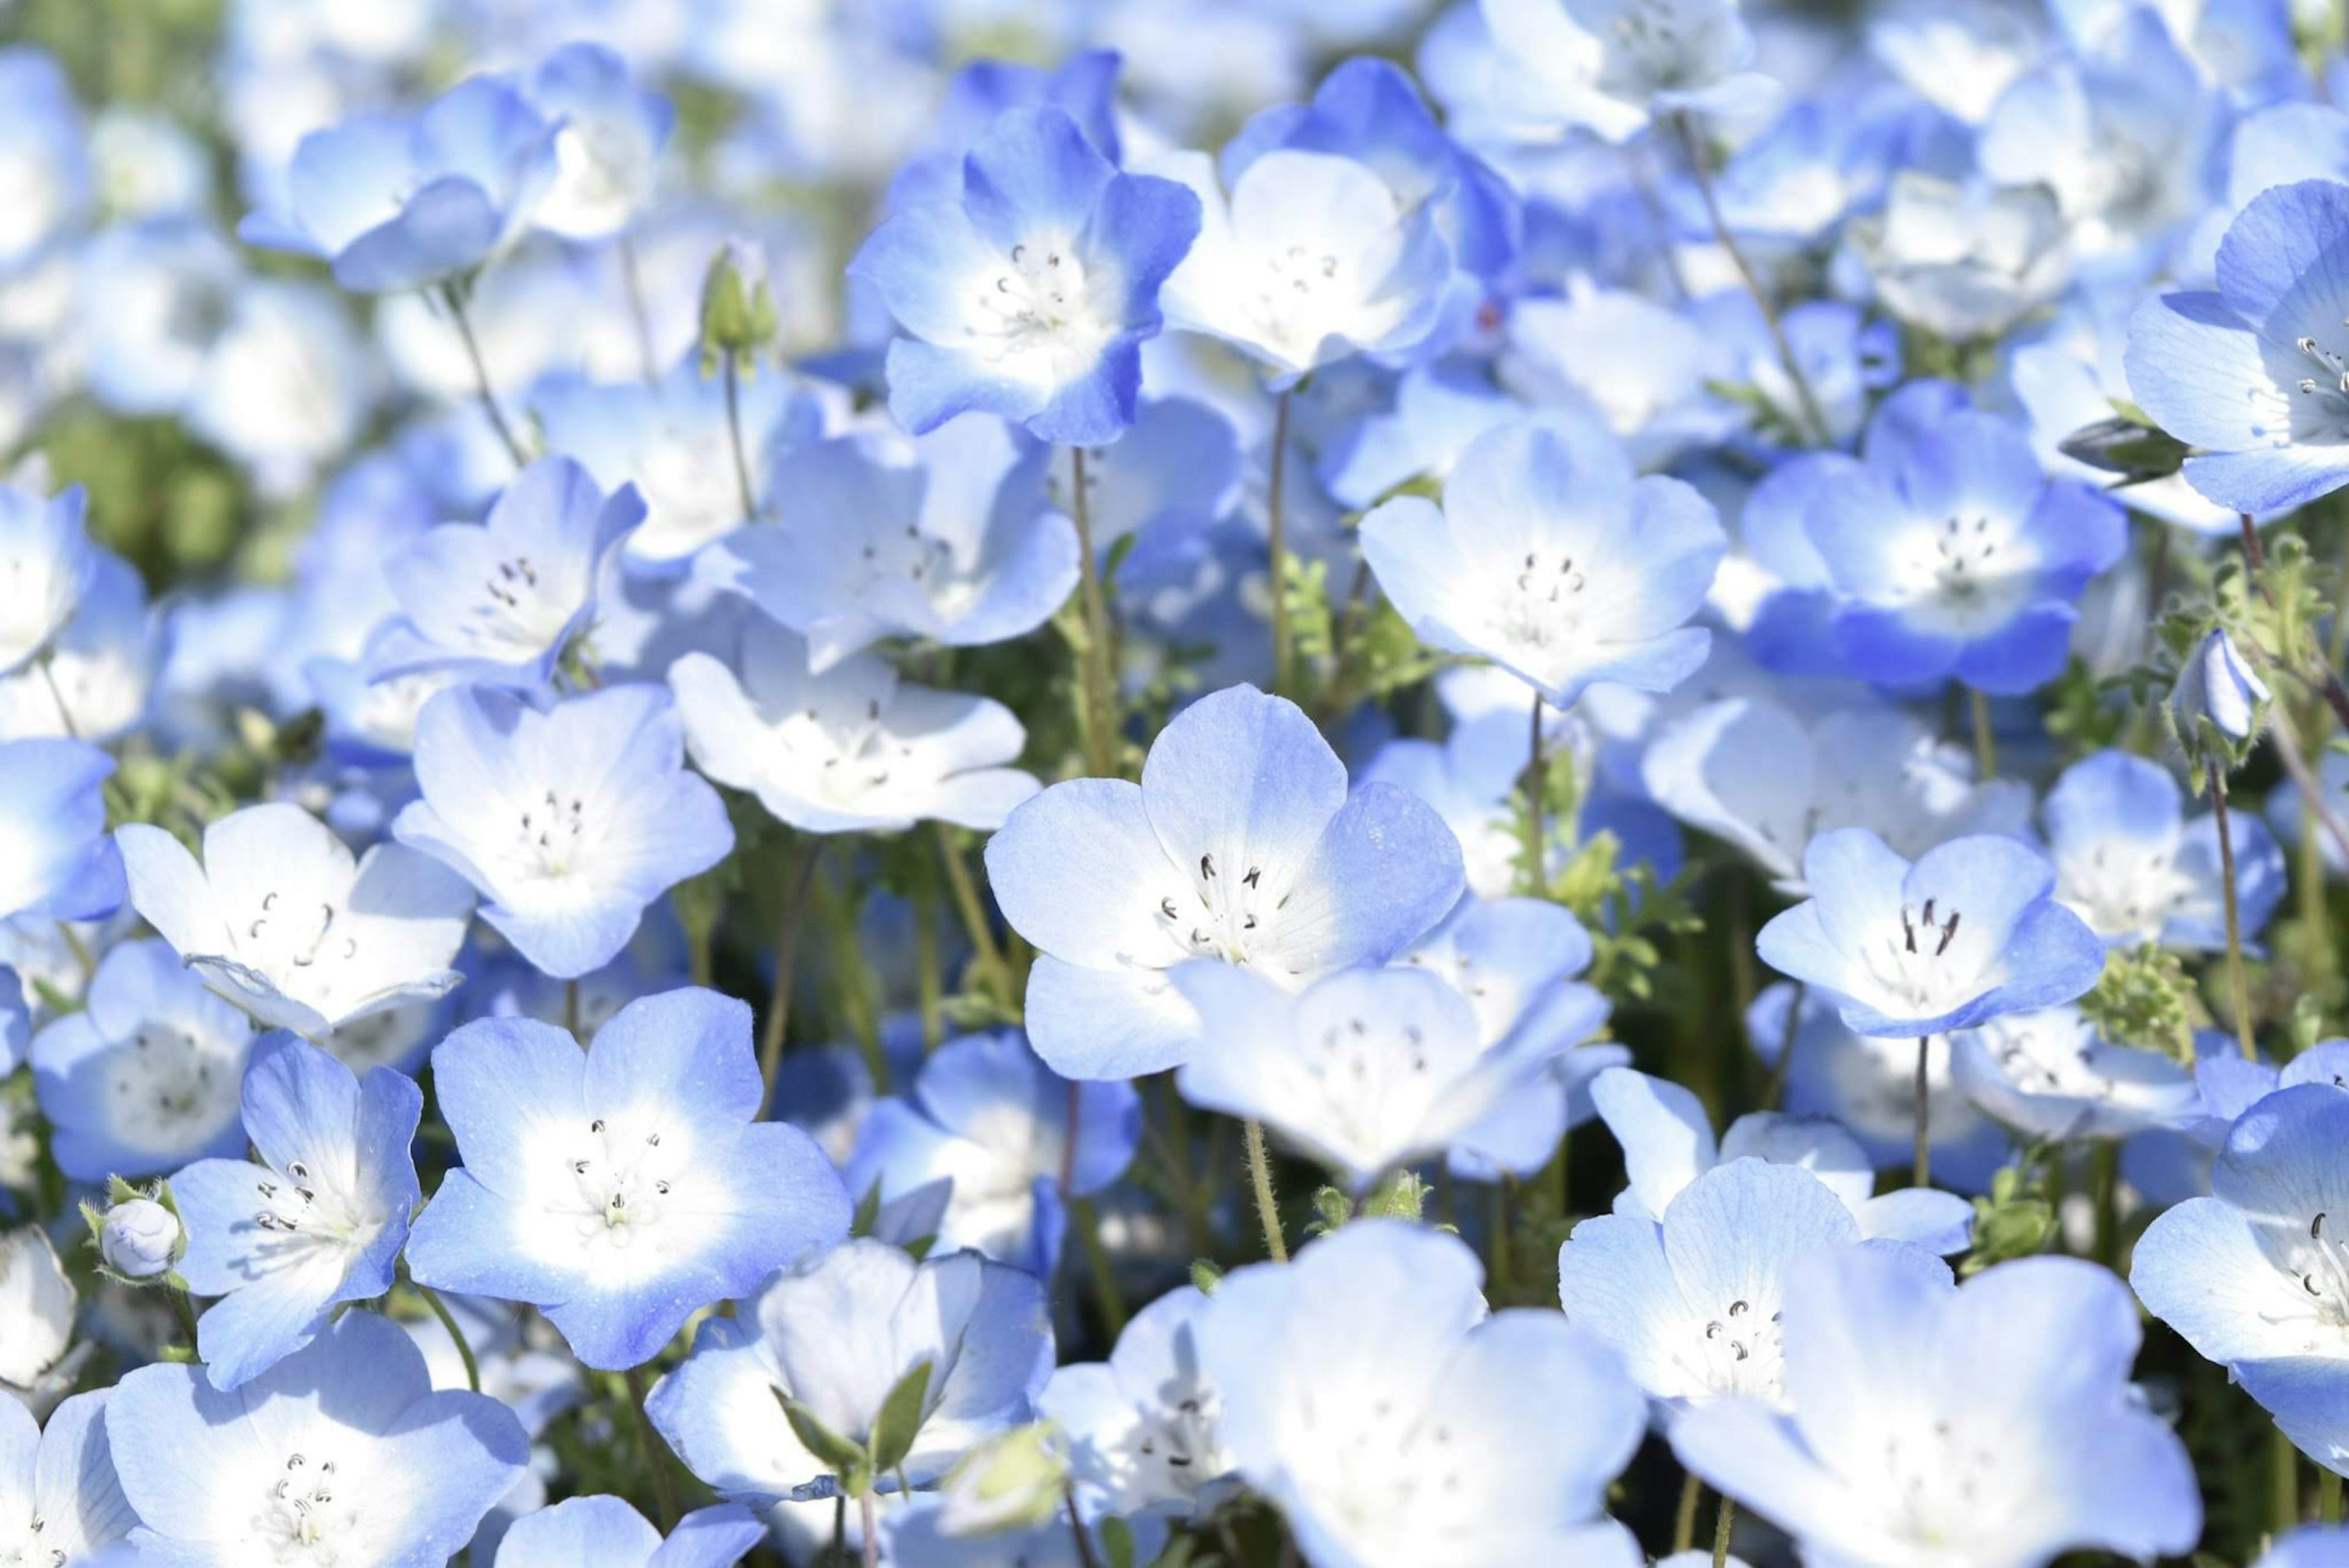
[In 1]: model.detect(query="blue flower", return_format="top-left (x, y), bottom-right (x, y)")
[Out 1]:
top-left (2175, 626), bottom-right (2271, 750)
top-left (1756, 828), bottom-right (2107, 1037)
top-left (0, 480), bottom-right (94, 677)
top-left (0, 548), bottom-right (155, 742)
top-left (1674, 1249), bottom-right (2201, 1565)
top-left (491, 1495), bottom-right (763, 1568)
top-left (0, 739), bottom-right (124, 924)
top-left (700, 417), bottom-right (1079, 670)
top-left (2260, 1528), bottom-right (2349, 1568)
top-left (1795, 398), bottom-right (2126, 694)
top-left (30, 938), bottom-right (254, 1181)
top-left (889, 51), bottom-right (1124, 212)
top-left (851, 105), bottom-right (1201, 445)
top-left (109, 1309), bottom-right (528, 1566)
top-left (984, 683), bottom-right (1465, 1080)
top-left (2134, 1084), bottom-right (2349, 1471)
top-left (1360, 417), bottom-right (1723, 710)
top-left (405, 987), bottom-right (850, 1371)
top-left (2127, 180), bottom-right (2349, 514)
top-left (522, 43), bottom-right (675, 242)
top-left (238, 76), bottom-right (559, 293)
top-left (168, 1033), bottom-right (421, 1390)
top-left (669, 618), bottom-right (1040, 835)
top-left (1200, 1219), bottom-right (1647, 1565)
top-left (0, 1389), bottom-right (132, 1561)
top-left (1040, 1285), bottom-right (1234, 1519)
top-left (0, 48), bottom-right (90, 273)
top-left (1951, 1005), bottom-right (2203, 1142)
top-left (392, 684), bottom-right (733, 979)
top-left (1481, 0), bottom-right (1779, 143)
top-left (0, 965), bottom-right (24, 1078)
top-left (117, 801), bottom-right (475, 1041)
top-left (647, 1238), bottom-right (1052, 1502)
top-left (844, 1029), bottom-right (1140, 1279)
top-left (2043, 749), bottom-right (2285, 951)
top-left (1589, 1067), bottom-right (1974, 1252)
top-left (374, 457), bottom-right (645, 689)
top-left (1316, 359), bottom-right (1518, 511)
top-left (2188, 1039), bottom-right (2349, 1145)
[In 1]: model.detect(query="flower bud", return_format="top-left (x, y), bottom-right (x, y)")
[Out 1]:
top-left (100, 1197), bottom-right (180, 1280)
top-left (2171, 627), bottom-right (2269, 772)
top-left (699, 240), bottom-right (777, 366)
top-left (936, 1422), bottom-right (1069, 1536)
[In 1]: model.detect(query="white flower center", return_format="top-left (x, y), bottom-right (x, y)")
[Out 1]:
top-left (253, 1450), bottom-right (355, 1564)
top-left (240, 892), bottom-right (359, 979)
top-left (250, 1153), bottom-right (376, 1254)
top-left (1670, 1295), bottom-right (1786, 1402)
top-left (509, 786), bottom-right (588, 880)
top-left (1149, 852), bottom-right (1287, 969)
top-left (563, 1115), bottom-right (679, 1250)
top-left (0, 1513), bottom-right (66, 1567)
top-left (1492, 547), bottom-right (1590, 652)
top-left (2058, 841), bottom-right (2189, 942)
top-left (1132, 1386), bottom-right (1227, 1496)
top-left (1856, 897), bottom-right (1985, 1016)
top-left (107, 1018), bottom-right (244, 1146)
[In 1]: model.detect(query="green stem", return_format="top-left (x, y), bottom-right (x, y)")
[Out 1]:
top-left (1267, 388), bottom-right (1297, 696)
top-left (1067, 447), bottom-right (1120, 778)
top-left (2277, 1424), bottom-right (2303, 1533)
top-left (415, 1282), bottom-right (480, 1392)
top-left (724, 349), bottom-right (759, 523)
top-left (441, 282), bottom-right (529, 470)
top-left (1968, 687), bottom-right (1997, 781)
top-left (1764, 981), bottom-right (1804, 1112)
top-left (627, 1364), bottom-right (681, 1530)
top-left (1672, 1472), bottom-right (1704, 1555)
top-left (935, 825), bottom-right (1015, 1013)
top-left (2324, 1465), bottom-right (2344, 1525)
top-left (2090, 1140), bottom-right (2120, 1269)
top-left (1912, 1036), bottom-right (1932, 1189)
top-left (913, 883), bottom-right (944, 1051)
top-left (37, 656), bottom-right (78, 741)
top-left (757, 837), bottom-right (828, 1119)
top-left (1066, 1490), bottom-right (1101, 1568)
top-left (859, 1490), bottom-right (879, 1568)
top-left (618, 232), bottom-right (659, 384)
top-left (1523, 694), bottom-right (1548, 894)
top-left (1242, 1117), bottom-right (1288, 1263)
top-left (1712, 1494), bottom-right (1737, 1568)
top-left (2211, 761), bottom-right (2258, 1058)
top-left (166, 1285), bottom-right (201, 1353)
top-left (564, 978), bottom-right (583, 1046)
top-left (1071, 1193), bottom-right (1128, 1339)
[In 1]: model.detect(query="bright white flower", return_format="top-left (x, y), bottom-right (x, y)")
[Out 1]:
top-left (1480, 0), bottom-right (1780, 143)
top-left (1849, 173), bottom-right (2071, 342)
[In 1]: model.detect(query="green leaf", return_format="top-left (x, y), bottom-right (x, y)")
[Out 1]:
top-left (850, 1178), bottom-right (884, 1239)
top-left (1102, 1514), bottom-right (1137, 1568)
top-left (868, 1358), bottom-right (934, 1476)
top-left (1187, 1259), bottom-right (1223, 1296)
top-left (776, 1389), bottom-right (870, 1492)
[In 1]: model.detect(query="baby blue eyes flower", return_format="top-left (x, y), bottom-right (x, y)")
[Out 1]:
top-left (110, 1309), bottom-right (528, 1567)
top-left (99, 1196), bottom-right (181, 1280)
top-left (2134, 1085), bottom-right (2349, 1470)
top-left (1040, 1285), bottom-right (1235, 1519)
top-left (647, 1238), bottom-right (1052, 1502)
top-left (669, 617), bottom-right (1041, 836)
top-left (2262, 1529), bottom-right (2349, 1568)
top-left (1673, 1249), bottom-right (2202, 1568)
top-left (983, 683), bottom-right (1466, 1080)
top-left (2043, 749), bottom-right (2285, 950)
top-left (1199, 1219), bottom-right (1647, 1568)
top-left (404, 987), bottom-right (852, 1371)
top-left (1756, 828), bottom-right (2107, 1038)
top-left (1479, 0), bottom-right (1779, 143)
top-left (392, 683), bottom-right (733, 981)
top-left (167, 1033), bottom-right (422, 1391)
top-left (2128, 180), bottom-right (2349, 514)
top-left (0, 738), bottom-right (125, 925)
top-left (1360, 417), bottom-right (1724, 712)
top-left (1951, 1005), bottom-right (2202, 1142)
top-left (0, 968), bottom-right (25, 1079)
top-left (852, 105), bottom-right (1203, 446)
top-left (0, 480), bottom-right (94, 676)
top-left (2174, 626), bottom-right (2272, 752)
top-left (375, 457), bottom-right (646, 690)
top-left (844, 1029), bottom-right (1140, 1279)
top-left (522, 43), bottom-right (675, 243)
top-left (237, 75), bottom-right (559, 294)
top-left (490, 1494), bottom-right (763, 1568)
top-left (116, 801), bottom-right (475, 1041)
top-left (0, 1390), bottom-right (133, 1564)
top-left (30, 937), bottom-right (254, 1181)
top-left (700, 418), bottom-right (1080, 671)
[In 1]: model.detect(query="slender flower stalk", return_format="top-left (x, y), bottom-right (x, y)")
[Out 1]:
top-left (1243, 1115), bottom-right (1288, 1263)
top-left (1523, 694), bottom-right (1549, 892)
top-left (1267, 387), bottom-right (1297, 695)
top-left (722, 351), bottom-right (758, 523)
top-left (414, 1280), bottom-right (480, 1392)
top-left (1913, 1036), bottom-right (1932, 1188)
top-left (2208, 759), bottom-right (2257, 1057)
top-left (757, 836), bottom-right (828, 1117)
top-left (440, 281), bottom-right (530, 469)
top-left (1067, 447), bottom-right (1120, 778)
top-left (1969, 688), bottom-right (1997, 779)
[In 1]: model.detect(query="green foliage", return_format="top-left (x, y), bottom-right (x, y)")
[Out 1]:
top-left (1962, 1159), bottom-right (2057, 1276)
top-left (1187, 1258), bottom-right (1223, 1296)
top-left (1299, 1170), bottom-right (1434, 1240)
top-left (1526, 825), bottom-right (1707, 1005)
top-left (867, 1358), bottom-right (934, 1476)
top-left (777, 1389), bottom-right (873, 1498)
top-left (2039, 658), bottom-right (2134, 761)
top-left (2077, 945), bottom-right (2205, 1066)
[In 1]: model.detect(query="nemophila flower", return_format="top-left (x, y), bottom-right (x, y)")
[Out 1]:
top-left (700, 417), bottom-right (1080, 671)
top-left (522, 44), bottom-right (674, 243)
top-left (0, 48), bottom-right (89, 273)
top-left (1499, 286), bottom-right (1742, 470)
top-left (2174, 626), bottom-right (2270, 755)
top-left (889, 51), bottom-right (1124, 212)
top-left (109, 1309), bottom-right (529, 1568)
top-left (1848, 173), bottom-right (2072, 342)
top-left (0, 1390), bottom-right (133, 1565)
top-left (2260, 1529), bottom-right (2349, 1568)
top-left (0, 739), bottom-right (124, 924)
top-left (1674, 1249), bottom-right (2201, 1568)
top-left (533, 352), bottom-right (821, 568)
top-left (669, 617), bottom-right (1039, 835)
top-left (392, 684), bottom-right (732, 979)
top-left (984, 683), bottom-right (1464, 1080)
top-left (1152, 145), bottom-right (1450, 385)
top-left (1478, 0), bottom-right (1778, 143)
top-left (1201, 1219), bottom-right (1646, 1568)
top-left (29, 937), bottom-right (254, 1181)
top-left (166, 1033), bottom-right (420, 1391)
top-left (1171, 961), bottom-right (1565, 1192)
top-left (237, 76), bottom-right (558, 293)
top-left (2189, 1040), bottom-right (2349, 1146)
top-left (2043, 749), bottom-right (2285, 950)
top-left (1316, 359), bottom-right (1516, 511)
top-left (492, 1495), bottom-right (763, 1568)
top-left (1050, 395), bottom-right (1239, 551)
top-left (2127, 181), bottom-right (2349, 514)
top-left (1800, 403), bottom-right (2127, 694)
top-left (884, 1502), bottom-right (1162, 1568)
top-left (1360, 417), bottom-right (1724, 712)
top-left (1643, 697), bottom-right (2032, 894)
top-left (1040, 1285), bottom-right (1236, 1519)
top-left (0, 481), bottom-right (93, 677)
top-left (1401, 896), bottom-right (1624, 1180)
top-left (647, 1238), bottom-right (1053, 1501)
top-left (1591, 1068), bottom-right (1974, 1250)
top-left (374, 457), bottom-right (645, 689)
top-left (407, 989), bottom-right (848, 1370)
top-left (117, 801), bottom-right (474, 1041)
top-left (850, 105), bottom-right (1201, 445)
top-left (0, 549), bottom-right (155, 743)
top-left (2134, 1084), bottom-right (2349, 1469)
top-left (0, 1227), bottom-right (75, 1393)
top-left (1951, 1005), bottom-right (2202, 1142)
top-left (0, 968), bottom-right (24, 1077)
top-left (99, 1196), bottom-right (180, 1280)
top-left (1561, 1157), bottom-right (1935, 1414)
top-left (1757, 829), bottom-right (2106, 1038)
top-left (844, 1030), bottom-right (1140, 1279)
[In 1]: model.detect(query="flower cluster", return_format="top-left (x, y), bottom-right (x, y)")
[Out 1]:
top-left (9, 0), bottom-right (2349, 1564)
